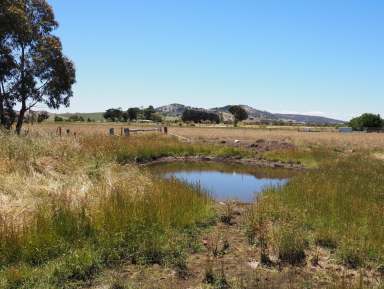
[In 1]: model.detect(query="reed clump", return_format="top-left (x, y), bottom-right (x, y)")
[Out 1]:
top-left (78, 133), bottom-right (252, 163)
top-left (0, 133), bottom-right (215, 288)
top-left (246, 153), bottom-right (384, 268)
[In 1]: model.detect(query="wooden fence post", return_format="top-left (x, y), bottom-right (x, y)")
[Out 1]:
top-left (124, 128), bottom-right (130, 136)
top-left (163, 126), bottom-right (168, 135)
top-left (109, 128), bottom-right (115, 136)
top-left (57, 127), bottom-right (62, 137)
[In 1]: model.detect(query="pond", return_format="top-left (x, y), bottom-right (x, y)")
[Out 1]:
top-left (149, 162), bottom-right (296, 203)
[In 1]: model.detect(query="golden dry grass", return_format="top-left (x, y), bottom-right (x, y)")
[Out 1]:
top-left (170, 127), bottom-right (384, 150)
top-left (25, 123), bottom-right (384, 151)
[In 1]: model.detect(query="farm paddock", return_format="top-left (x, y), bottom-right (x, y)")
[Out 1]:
top-left (0, 123), bottom-right (383, 289)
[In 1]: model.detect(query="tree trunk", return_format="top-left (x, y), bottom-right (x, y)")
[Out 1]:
top-left (0, 91), bottom-right (4, 128)
top-left (15, 101), bottom-right (26, 135)
top-left (16, 42), bottom-right (26, 135)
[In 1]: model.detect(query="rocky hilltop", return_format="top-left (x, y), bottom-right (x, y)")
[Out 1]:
top-left (155, 103), bottom-right (344, 124)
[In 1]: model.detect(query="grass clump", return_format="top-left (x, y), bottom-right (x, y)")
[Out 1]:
top-left (261, 146), bottom-right (333, 168)
top-left (79, 134), bottom-right (252, 163)
top-left (0, 133), bottom-right (216, 288)
top-left (247, 153), bottom-right (384, 269)
top-left (274, 224), bottom-right (307, 265)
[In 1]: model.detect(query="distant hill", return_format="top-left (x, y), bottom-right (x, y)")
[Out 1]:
top-left (51, 112), bottom-right (105, 122)
top-left (274, 113), bottom-right (344, 125)
top-left (156, 104), bottom-right (190, 117)
top-left (155, 103), bottom-right (344, 125)
top-left (210, 105), bottom-right (277, 120)
top-left (47, 104), bottom-right (344, 125)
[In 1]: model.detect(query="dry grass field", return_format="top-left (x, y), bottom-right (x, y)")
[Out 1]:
top-left (26, 123), bottom-right (384, 150)
top-left (1, 123), bottom-right (384, 289)
top-left (169, 126), bottom-right (384, 150)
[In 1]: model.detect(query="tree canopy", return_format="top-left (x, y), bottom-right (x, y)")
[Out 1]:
top-left (349, 113), bottom-right (383, 131)
top-left (143, 105), bottom-right (156, 120)
top-left (127, 107), bottom-right (140, 121)
top-left (182, 109), bottom-right (220, 124)
top-left (0, 0), bottom-right (76, 133)
top-left (104, 108), bottom-right (124, 122)
top-left (228, 105), bottom-right (248, 126)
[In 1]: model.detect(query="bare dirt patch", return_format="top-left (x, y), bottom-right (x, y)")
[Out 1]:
top-left (90, 204), bottom-right (381, 289)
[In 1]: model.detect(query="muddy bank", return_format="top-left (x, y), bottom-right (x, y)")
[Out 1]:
top-left (140, 155), bottom-right (305, 170)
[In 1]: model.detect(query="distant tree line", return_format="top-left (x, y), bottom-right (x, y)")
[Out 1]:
top-left (24, 111), bottom-right (50, 124)
top-left (103, 106), bottom-right (162, 122)
top-left (349, 113), bottom-right (383, 131)
top-left (181, 109), bottom-right (220, 124)
top-left (54, 115), bottom-right (95, 122)
top-left (181, 105), bottom-right (248, 126)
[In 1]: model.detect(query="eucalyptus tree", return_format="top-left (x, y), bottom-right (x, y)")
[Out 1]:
top-left (0, 0), bottom-right (17, 129)
top-left (0, 0), bottom-right (75, 133)
top-left (228, 105), bottom-right (248, 127)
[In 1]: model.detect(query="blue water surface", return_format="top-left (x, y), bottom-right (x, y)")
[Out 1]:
top-left (164, 170), bottom-right (288, 203)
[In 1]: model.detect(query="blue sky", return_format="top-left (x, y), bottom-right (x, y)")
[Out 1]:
top-left (48, 0), bottom-right (384, 120)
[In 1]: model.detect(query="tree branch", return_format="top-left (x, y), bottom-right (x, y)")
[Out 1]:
top-left (26, 100), bottom-right (39, 110)
top-left (36, 80), bottom-right (49, 91)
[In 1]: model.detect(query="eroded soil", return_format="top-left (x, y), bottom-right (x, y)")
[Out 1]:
top-left (89, 204), bottom-right (382, 289)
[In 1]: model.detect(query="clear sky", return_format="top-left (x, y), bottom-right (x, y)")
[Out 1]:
top-left (47, 0), bottom-right (384, 120)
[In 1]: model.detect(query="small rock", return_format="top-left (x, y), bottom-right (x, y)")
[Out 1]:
top-left (234, 139), bottom-right (240, 144)
top-left (247, 260), bottom-right (260, 270)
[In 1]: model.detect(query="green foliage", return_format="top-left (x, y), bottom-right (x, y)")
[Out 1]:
top-left (104, 108), bottom-right (125, 122)
top-left (0, 0), bottom-right (76, 134)
top-left (143, 106), bottom-right (156, 120)
top-left (127, 107), bottom-right (141, 121)
top-left (37, 112), bottom-right (50, 123)
top-left (349, 113), bottom-right (383, 131)
top-left (67, 115), bottom-right (85, 122)
top-left (228, 105), bottom-right (248, 126)
top-left (181, 109), bottom-right (220, 124)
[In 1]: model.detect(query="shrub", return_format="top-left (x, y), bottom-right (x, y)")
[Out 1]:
top-left (54, 116), bottom-right (64, 122)
top-left (53, 247), bottom-right (102, 285)
top-left (274, 225), bottom-right (307, 265)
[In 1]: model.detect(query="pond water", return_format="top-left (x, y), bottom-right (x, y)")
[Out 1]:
top-left (150, 162), bottom-right (295, 203)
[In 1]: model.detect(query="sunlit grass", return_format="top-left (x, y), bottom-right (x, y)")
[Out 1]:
top-left (0, 133), bottom-right (215, 288)
top-left (247, 154), bottom-right (384, 268)
top-left (78, 133), bottom-right (252, 163)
